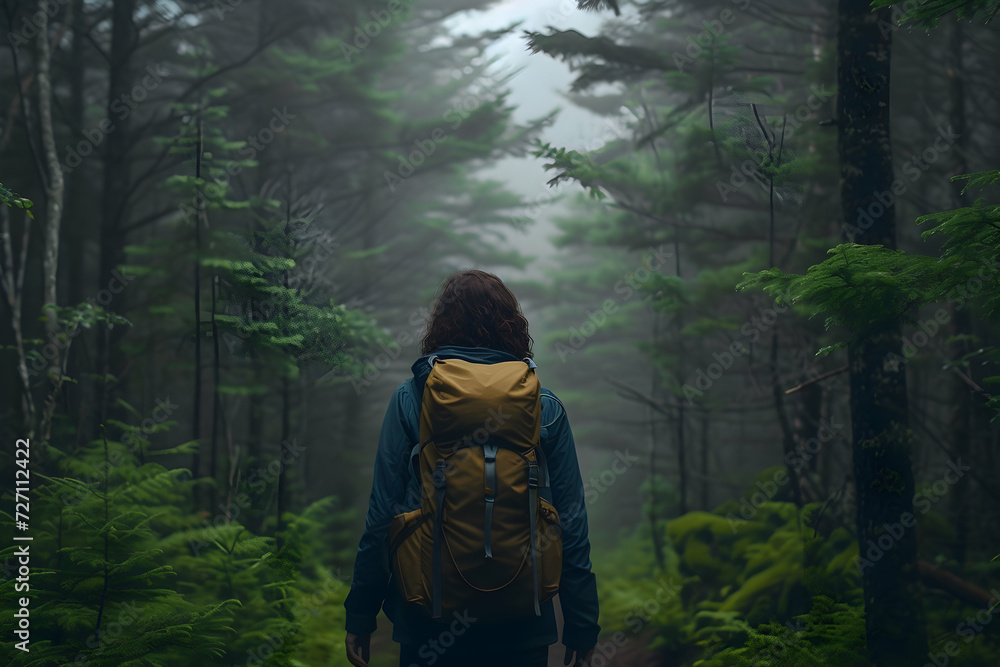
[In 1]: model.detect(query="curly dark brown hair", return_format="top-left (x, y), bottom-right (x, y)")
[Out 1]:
top-left (420, 269), bottom-right (534, 359)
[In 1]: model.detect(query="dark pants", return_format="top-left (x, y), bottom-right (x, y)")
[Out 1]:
top-left (399, 642), bottom-right (548, 667)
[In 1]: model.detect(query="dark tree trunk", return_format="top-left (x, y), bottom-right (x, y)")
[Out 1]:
top-left (191, 114), bottom-right (205, 511)
top-left (277, 373), bottom-right (291, 542)
top-left (700, 412), bottom-right (709, 509)
top-left (946, 20), bottom-right (971, 567)
top-left (672, 232), bottom-right (687, 520)
top-left (67, 0), bottom-right (92, 450)
top-left (838, 2), bottom-right (927, 663)
top-left (96, 0), bottom-right (136, 423)
top-left (793, 379), bottom-right (823, 501)
top-left (211, 274), bottom-right (221, 513)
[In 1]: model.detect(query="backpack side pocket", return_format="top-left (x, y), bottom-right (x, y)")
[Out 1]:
top-left (390, 508), bottom-right (430, 604)
top-left (536, 497), bottom-right (562, 602)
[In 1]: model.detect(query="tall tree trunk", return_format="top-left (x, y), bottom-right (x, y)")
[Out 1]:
top-left (0, 205), bottom-right (34, 438)
top-left (672, 232), bottom-right (687, 519)
top-left (277, 373), bottom-right (291, 543)
top-left (192, 113), bottom-right (205, 510)
top-left (36, 1), bottom-right (65, 384)
top-left (648, 309), bottom-right (665, 568)
top-left (211, 274), bottom-right (221, 513)
top-left (277, 188), bottom-right (294, 541)
top-left (67, 0), bottom-right (91, 449)
top-left (97, 0), bottom-right (136, 422)
top-left (838, 2), bottom-right (927, 663)
top-left (946, 19), bottom-right (971, 567)
top-left (793, 380), bottom-right (823, 500)
top-left (700, 412), bottom-right (709, 509)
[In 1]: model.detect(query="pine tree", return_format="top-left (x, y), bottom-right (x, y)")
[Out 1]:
top-left (0, 414), bottom-right (240, 665)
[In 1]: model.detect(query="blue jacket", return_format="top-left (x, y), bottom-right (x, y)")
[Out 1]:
top-left (344, 345), bottom-right (601, 651)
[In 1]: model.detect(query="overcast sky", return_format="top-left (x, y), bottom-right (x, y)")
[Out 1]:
top-left (444, 2), bottom-right (624, 278)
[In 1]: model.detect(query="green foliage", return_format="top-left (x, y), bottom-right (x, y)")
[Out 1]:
top-left (0, 399), bottom-right (361, 666)
top-left (737, 244), bottom-right (952, 354)
top-left (575, 0), bottom-right (620, 14)
top-left (739, 167), bottom-right (1000, 421)
top-left (0, 181), bottom-right (33, 218)
top-left (697, 595), bottom-right (867, 667)
top-left (0, 418), bottom-right (240, 665)
top-left (532, 140), bottom-right (608, 199)
top-left (952, 169), bottom-right (1000, 193)
top-left (593, 497), bottom-right (863, 662)
top-left (211, 218), bottom-right (384, 379)
top-left (870, 0), bottom-right (1000, 27)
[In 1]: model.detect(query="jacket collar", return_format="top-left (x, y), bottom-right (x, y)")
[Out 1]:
top-left (410, 345), bottom-right (528, 398)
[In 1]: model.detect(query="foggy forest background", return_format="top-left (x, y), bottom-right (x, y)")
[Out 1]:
top-left (2, 0), bottom-right (1000, 665)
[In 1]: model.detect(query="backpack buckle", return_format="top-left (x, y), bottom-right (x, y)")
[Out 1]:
top-left (528, 461), bottom-right (538, 489)
top-left (433, 460), bottom-right (447, 489)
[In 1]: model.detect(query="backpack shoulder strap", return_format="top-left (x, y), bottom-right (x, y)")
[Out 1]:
top-left (408, 441), bottom-right (421, 479)
top-left (408, 354), bottom-right (441, 480)
top-left (538, 393), bottom-right (566, 489)
top-left (540, 392), bottom-right (565, 429)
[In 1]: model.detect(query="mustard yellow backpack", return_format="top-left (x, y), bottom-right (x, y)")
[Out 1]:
top-left (388, 355), bottom-right (562, 622)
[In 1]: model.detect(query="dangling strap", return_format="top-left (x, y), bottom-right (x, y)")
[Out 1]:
top-left (408, 440), bottom-right (428, 481)
top-left (536, 445), bottom-right (550, 490)
top-left (483, 443), bottom-right (498, 558)
top-left (431, 459), bottom-right (447, 619)
top-left (527, 459), bottom-right (541, 616)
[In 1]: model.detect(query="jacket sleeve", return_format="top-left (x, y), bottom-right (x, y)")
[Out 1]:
top-left (541, 390), bottom-right (601, 650)
top-left (343, 382), bottom-right (416, 635)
